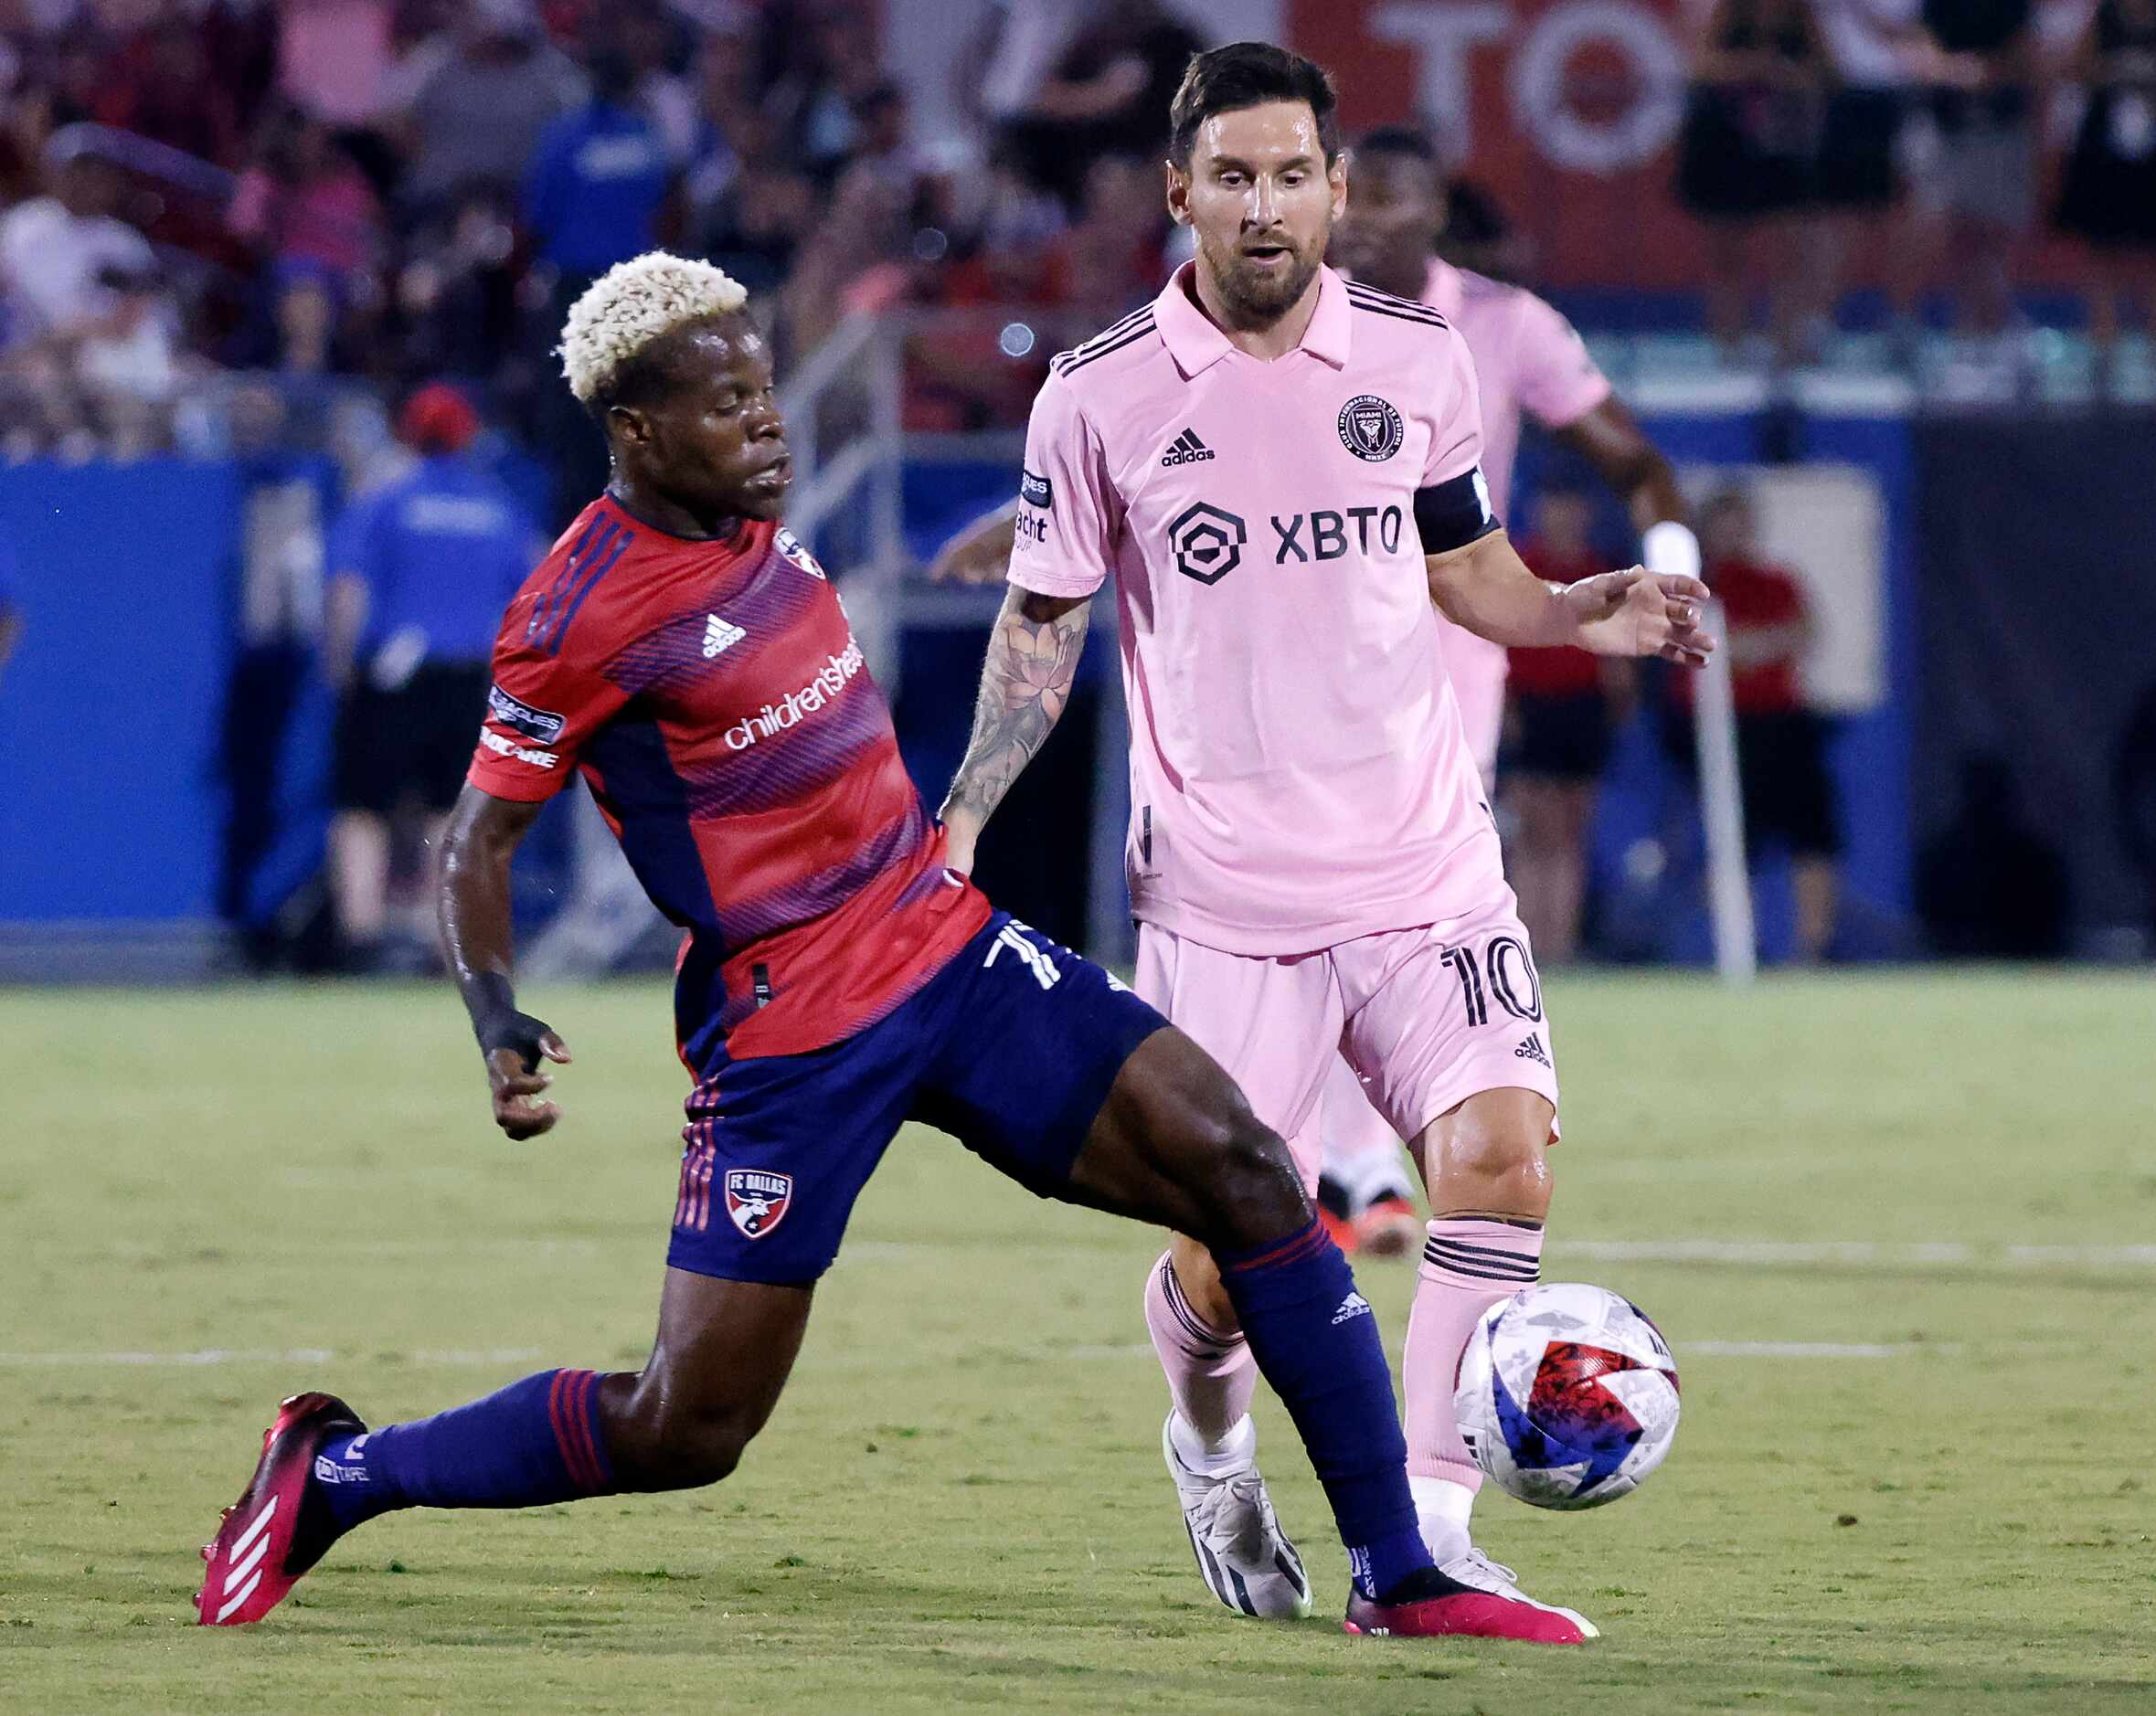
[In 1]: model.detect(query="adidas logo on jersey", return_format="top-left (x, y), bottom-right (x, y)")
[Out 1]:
top-left (703, 614), bottom-right (747, 659)
top-left (1332, 1291), bottom-right (1373, 1325)
top-left (1513, 1033), bottom-right (1551, 1068)
top-left (1161, 427), bottom-right (1216, 467)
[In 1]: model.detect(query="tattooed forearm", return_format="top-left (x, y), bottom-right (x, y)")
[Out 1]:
top-left (940, 587), bottom-right (1092, 834)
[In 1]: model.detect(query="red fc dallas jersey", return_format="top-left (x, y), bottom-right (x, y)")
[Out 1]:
top-left (468, 498), bottom-right (990, 1060)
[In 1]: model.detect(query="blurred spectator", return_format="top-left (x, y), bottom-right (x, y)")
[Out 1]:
top-left (1674, 0), bottom-right (1832, 361)
top-left (767, 1), bottom-right (887, 185)
top-left (0, 151), bottom-right (154, 340)
top-left (2055, 0), bottom-right (2156, 362)
top-left (396, 0), bottom-right (586, 217)
top-left (696, 113), bottom-right (818, 302)
top-left (322, 381), bottom-right (537, 969)
top-left (681, 26), bottom-right (757, 220)
top-left (1905, 0), bottom-right (2039, 339)
top-left (1808, 0), bottom-right (1922, 348)
top-left (273, 0), bottom-right (405, 195)
top-left (617, 0), bottom-right (699, 166)
top-left (227, 106), bottom-right (385, 371)
top-left (993, 0), bottom-right (1203, 211)
top-left (276, 0), bottom-right (395, 128)
top-left (95, 14), bottom-right (242, 165)
top-left (522, 46), bottom-right (678, 281)
top-left (384, 188), bottom-right (526, 389)
top-left (1668, 489), bottom-right (1843, 963)
top-left (1050, 148), bottom-right (1170, 326)
top-left (1916, 754), bottom-right (2069, 957)
top-left (1503, 490), bottom-right (1634, 965)
top-left (0, 148), bottom-right (181, 454)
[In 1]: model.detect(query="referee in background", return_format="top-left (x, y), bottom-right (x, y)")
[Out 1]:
top-left (324, 383), bottom-right (539, 971)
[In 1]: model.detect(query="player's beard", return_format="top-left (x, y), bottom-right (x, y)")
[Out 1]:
top-left (1211, 234), bottom-right (1324, 327)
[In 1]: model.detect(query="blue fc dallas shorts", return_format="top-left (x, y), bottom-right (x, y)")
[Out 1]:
top-left (667, 914), bottom-right (1167, 1286)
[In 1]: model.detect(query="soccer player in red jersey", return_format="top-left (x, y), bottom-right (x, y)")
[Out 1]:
top-left (193, 253), bottom-right (1568, 1642)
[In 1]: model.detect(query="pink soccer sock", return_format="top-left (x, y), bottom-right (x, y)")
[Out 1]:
top-left (1403, 1217), bottom-right (1545, 1484)
top-left (1143, 1250), bottom-right (1257, 1448)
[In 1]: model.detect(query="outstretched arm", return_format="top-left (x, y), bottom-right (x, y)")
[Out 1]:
top-left (438, 784), bottom-right (572, 1140)
top-left (1427, 529), bottom-right (1714, 664)
top-left (939, 586), bottom-right (1092, 873)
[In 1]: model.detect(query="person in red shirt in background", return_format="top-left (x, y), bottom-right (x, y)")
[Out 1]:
top-left (1669, 487), bottom-right (1842, 961)
top-left (1503, 488), bottom-right (1638, 963)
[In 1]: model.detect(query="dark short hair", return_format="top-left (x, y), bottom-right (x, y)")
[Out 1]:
top-left (1169, 42), bottom-right (1340, 169)
top-left (1354, 126), bottom-right (1440, 168)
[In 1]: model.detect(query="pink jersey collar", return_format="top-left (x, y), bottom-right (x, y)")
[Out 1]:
top-left (1152, 260), bottom-right (1354, 377)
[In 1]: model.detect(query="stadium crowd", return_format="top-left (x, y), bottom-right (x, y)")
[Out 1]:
top-left (0, 0), bottom-right (2150, 468)
top-left (0, 0), bottom-right (1214, 470)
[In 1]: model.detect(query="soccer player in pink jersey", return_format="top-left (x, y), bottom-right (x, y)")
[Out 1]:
top-left (1317, 127), bottom-right (1696, 1254)
top-left (940, 45), bottom-right (1712, 1640)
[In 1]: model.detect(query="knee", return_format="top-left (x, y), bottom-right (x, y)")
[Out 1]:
top-left (1196, 1112), bottom-right (1309, 1245)
top-left (1427, 1107), bottom-right (1553, 1216)
top-left (608, 1391), bottom-right (758, 1491)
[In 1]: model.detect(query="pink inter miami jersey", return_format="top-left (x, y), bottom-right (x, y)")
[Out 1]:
top-left (1420, 258), bottom-right (1612, 776)
top-left (1009, 261), bottom-right (1504, 956)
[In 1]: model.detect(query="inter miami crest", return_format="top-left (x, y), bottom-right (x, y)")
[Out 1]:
top-left (1336, 394), bottom-right (1404, 462)
top-left (724, 1169), bottom-right (792, 1239)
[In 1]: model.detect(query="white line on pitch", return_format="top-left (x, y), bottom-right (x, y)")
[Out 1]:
top-left (0, 1347), bottom-right (544, 1367)
top-left (1557, 1239), bottom-right (2156, 1268)
top-left (0, 1340), bottom-right (1974, 1370)
top-left (1683, 1340), bottom-right (1958, 1359)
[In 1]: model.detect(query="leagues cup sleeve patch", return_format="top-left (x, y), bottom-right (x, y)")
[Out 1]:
top-left (1337, 394), bottom-right (1405, 461)
top-left (774, 526), bottom-right (828, 579)
top-left (487, 683), bottom-right (566, 745)
top-left (1413, 466), bottom-right (1501, 555)
top-left (1020, 469), bottom-right (1054, 510)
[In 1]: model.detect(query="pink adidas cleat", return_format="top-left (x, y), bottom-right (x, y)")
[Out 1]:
top-left (1344, 1552), bottom-right (1598, 1644)
top-left (195, 1392), bottom-right (363, 1626)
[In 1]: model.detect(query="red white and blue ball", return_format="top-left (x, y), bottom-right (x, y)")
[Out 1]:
top-left (1453, 1282), bottom-right (1682, 1510)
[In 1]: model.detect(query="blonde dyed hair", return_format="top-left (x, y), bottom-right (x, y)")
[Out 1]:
top-left (557, 252), bottom-right (749, 407)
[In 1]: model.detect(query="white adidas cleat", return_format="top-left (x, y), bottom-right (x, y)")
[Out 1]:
top-left (1437, 1546), bottom-right (1601, 1639)
top-left (1162, 1414), bottom-right (1313, 1619)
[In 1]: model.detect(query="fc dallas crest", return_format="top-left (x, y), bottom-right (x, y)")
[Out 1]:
top-left (725, 1169), bottom-right (792, 1238)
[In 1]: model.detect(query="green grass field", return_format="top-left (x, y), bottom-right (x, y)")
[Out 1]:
top-left (4, 970), bottom-right (2151, 1713)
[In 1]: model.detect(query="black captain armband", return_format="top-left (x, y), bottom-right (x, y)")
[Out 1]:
top-left (1414, 466), bottom-right (1502, 556)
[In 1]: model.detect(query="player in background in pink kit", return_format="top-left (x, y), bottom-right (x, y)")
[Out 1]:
top-left (940, 45), bottom-right (1712, 1641)
top-left (1317, 127), bottom-right (1696, 1255)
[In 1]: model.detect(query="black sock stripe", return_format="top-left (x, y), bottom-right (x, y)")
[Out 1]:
top-left (1160, 1256), bottom-right (1242, 1351)
top-left (1422, 1243), bottom-right (1538, 1276)
top-left (1424, 1234), bottom-right (1543, 1267)
top-left (1423, 1240), bottom-right (1539, 1280)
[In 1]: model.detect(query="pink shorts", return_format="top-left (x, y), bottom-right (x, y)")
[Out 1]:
top-left (1134, 895), bottom-right (1560, 1192)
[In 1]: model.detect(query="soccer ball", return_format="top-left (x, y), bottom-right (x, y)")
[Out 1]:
top-left (1453, 1282), bottom-right (1681, 1510)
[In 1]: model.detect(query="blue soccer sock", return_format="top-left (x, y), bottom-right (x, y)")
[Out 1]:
top-left (313, 1369), bottom-right (616, 1535)
top-left (1216, 1218), bottom-right (1432, 1601)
